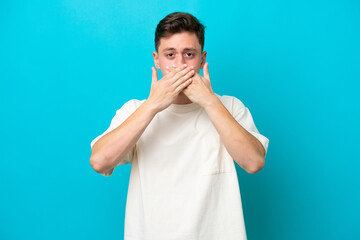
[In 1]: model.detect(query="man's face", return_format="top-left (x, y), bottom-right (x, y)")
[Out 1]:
top-left (153, 31), bottom-right (207, 77)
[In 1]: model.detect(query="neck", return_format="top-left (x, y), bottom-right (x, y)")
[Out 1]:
top-left (172, 92), bottom-right (192, 104)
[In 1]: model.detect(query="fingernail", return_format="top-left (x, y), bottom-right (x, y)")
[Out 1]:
top-left (183, 64), bottom-right (187, 67)
top-left (172, 64), bottom-right (176, 67)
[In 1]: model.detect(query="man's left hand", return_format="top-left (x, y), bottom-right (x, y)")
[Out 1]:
top-left (168, 62), bottom-right (216, 108)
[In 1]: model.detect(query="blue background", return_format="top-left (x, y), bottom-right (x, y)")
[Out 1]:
top-left (1, 0), bottom-right (359, 239)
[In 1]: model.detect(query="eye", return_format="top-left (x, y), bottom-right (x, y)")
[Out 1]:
top-left (166, 53), bottom-right (174, 58)
top-left (185, 52), bottom-right (195, 58)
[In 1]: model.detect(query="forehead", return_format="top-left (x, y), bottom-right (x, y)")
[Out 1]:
top-left (158, 32), bottom-right (201, 52)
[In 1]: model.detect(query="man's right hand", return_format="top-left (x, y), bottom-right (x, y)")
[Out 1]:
top-left (147, 64), bottom-right (195, 113)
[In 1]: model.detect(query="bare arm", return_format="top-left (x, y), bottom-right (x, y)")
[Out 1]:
top-left (180, 62), bottom-right (266, 174)
top-left (90, 100), bottom-right (158, 174)
top-left (90, 64), bottom-right (195, 175)
top-left (203, 96), bottom-right (266, 174)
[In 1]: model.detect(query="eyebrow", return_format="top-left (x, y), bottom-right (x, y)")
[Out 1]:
top-left (162, 47), bottom-right (198, 52)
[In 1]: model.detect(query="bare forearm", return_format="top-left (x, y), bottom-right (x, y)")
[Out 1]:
top-left (90, 100), bottom-right (157, 173)
top-left (203, 95), bottom-right (265, 174)
top-left (90, 65), bottom-right (195, 174)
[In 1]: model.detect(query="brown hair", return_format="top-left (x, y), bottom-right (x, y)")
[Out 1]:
top-left (155, 12), bottom-right (206, 52)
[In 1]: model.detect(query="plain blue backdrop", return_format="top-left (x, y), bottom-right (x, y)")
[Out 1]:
top-left (1, 0), bottom-right (359, 239)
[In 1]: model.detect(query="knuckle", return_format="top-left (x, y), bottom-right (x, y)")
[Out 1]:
top-left (176, 71), bottom-right (184, 78)
top-left (178, 68), bottom-right (189, 76)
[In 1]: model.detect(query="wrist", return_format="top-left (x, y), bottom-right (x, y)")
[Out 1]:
top-left (202, 93), bottom-right (219, 110)
top-left (142, 99), bottom-right (160, 116)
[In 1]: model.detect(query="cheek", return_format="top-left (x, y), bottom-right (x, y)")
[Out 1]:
top-left (187, 59), bottom-right (201, 71)
top-left (190, 64), bottom-right (200, 73)
top-left (159, 61), bottom-right (172, 73)
top-left (163, 65), bottom-right (171, 75)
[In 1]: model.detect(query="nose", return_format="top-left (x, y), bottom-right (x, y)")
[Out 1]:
top-left (175, 55), bottom-right (185, 66)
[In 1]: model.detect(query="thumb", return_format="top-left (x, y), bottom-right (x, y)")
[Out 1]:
top-left (203, 62), bottom-right (210, 81)
top-left (151, 67), bottom-right (158, 84)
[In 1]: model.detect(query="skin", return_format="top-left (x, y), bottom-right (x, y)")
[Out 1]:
top-left (90, 31), bottom-right (266, 176)
top-left (152, 31), bottom-right (207, 106)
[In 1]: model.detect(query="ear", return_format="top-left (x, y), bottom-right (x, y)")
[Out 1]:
top-left (200, 51), bottom-right (207, 69)
top-left (153, 51), bottom-right (161, 69)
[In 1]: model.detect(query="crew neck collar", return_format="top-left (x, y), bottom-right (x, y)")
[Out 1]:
top-left (166, 101), bottom-right (201, 113)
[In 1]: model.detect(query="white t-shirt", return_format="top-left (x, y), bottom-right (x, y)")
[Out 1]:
top-left (90, 93), bottom-right (269, 240)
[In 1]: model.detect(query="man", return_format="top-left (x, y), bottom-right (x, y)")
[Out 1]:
top-left (90, 12), bottom-right (269, 240)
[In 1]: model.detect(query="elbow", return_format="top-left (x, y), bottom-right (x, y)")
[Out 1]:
top-left (246, 156), bottom-right (265, 174)
top-left (90, 154), bottom-right (108, 174)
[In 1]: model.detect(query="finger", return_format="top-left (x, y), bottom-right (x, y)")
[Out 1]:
top-left (170, 65), bottom-right (195, 76)
top-left (165, 64), bottom-right (187, 78)
top-left (203, 62), bottom-right (210, 80)
top-left (170, 66), bottom-right (193, 83)
top-left (175, 78), bottom-right (193, 94)
top-left (173, 68), bottom-right (195, 88)
top-left (168, 64), bottom-right (184, 71)
top-left (169, 64), bottom-right (194, 69)
top-left (191, 72), bottom-right (201, 81)
top-left (152, 67), bottom-right (158, 84)
top-left (167, 64), bottom-right (187, 71)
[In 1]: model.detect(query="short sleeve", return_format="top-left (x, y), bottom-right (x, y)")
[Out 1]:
top-left (90, 100), bottom-right (141, 177)
top-left (230, 96), bottom-right (270, 157)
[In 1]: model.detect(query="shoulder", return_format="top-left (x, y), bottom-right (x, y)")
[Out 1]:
top-left (214, 93), bottom-right (245, 112)
top-left (121, 99), bottom-right (146, 110)
top-left (115, 98), bottom-right (146, 116)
